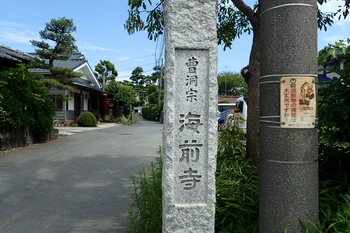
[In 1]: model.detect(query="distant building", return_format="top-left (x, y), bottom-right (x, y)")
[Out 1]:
top-left (29, 52), bottom-right (118, 121)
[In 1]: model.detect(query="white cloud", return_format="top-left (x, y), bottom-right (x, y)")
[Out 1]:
top-left (317, 1), bottom-right (350, 48)
top-left (334, 15), bottom-right (350, 28)
top-left (0, 20), bottom-right (32, 28)
top-left (318, 0), bottom-right (350, 25)
top-left (78, 42), bottom-right (121, 52)
top-left (114, 56), bottom-right (131, 62)
top-left (0, 28), bottom-right (39, 44)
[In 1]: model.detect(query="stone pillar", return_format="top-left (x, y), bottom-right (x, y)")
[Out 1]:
top-left (162, 0), bottom-right (218, 232)
top-left (259, 1), bottom-right (318, 232)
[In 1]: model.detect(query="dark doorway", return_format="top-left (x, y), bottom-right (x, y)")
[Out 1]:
top-left (74, 93), bottom-right (82, 119)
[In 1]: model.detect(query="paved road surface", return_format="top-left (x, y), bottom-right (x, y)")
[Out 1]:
top-left (0, 119), bottom-right (162, 233)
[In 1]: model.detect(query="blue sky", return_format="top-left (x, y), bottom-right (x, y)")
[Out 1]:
top-left (0, 1), bottom-right (349, 81)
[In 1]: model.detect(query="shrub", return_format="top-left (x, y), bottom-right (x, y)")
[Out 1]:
top-left (127, 156), bottom-right (162, 233)
top-left (298, 39), bottom-right (350, 232)
top-left (76, 111), bottom-right (97, 127)
top-left (142, 104), bottom-right (159, 121)
top-left (113, 115), bottom-right (131, 125)
top-left (127, 123), bottom-right (258, 233)
top-left (215, 122), bottom-right (259, 233)
top-left (0, 65), bottom-right (55, 134)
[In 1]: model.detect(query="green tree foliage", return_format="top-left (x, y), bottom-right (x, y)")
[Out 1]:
top-left (145, 65), bottom-right (164, 106)
top-left (318, 39), bottom-right (350, 146)
top-left (125, 1), bottom-right (349, 43)
top-left (0, 65), bottom-right (55, 134)
top-left (144, 65), bottom-right (163, 85)
top-left (312, 39), bottom-right (350, 232)
top-left (125, 0), bottom-right (164, 41)
top-left (141, 65), bottom-right (165, 120)
top-left (105, 81), bottom-right (137, 117)
top-left (121, 80), bottom-right (135, 86)
top-left (217, 71), bottom-right (247, 96)
top-left (30, 17), bottom-right (82, 89)
top-left (30, 17), bottom-right (78, 66)
top-left (125, 0), bottom-right (349, 162)
top-left (94, 60), bottom-right (118, 89)
top-left (130, 66), bottom-right (146, 106)
top-left (130, 66), bottom-right (145, 87)
top-left (146, 84), bottom-right (161, 105)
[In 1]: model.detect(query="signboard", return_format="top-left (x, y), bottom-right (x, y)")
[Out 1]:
top-left (280, 77), bottom-right (316, 128)
top-left (173, 49), bottom-right (209, 205)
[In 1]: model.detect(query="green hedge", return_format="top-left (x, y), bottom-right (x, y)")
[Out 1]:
top-left (77, 111), bottom-right (97, 127)
top-left (142, 104), bottom-right (158, 121)
top-left (0, 65), bottom-right (55, 134)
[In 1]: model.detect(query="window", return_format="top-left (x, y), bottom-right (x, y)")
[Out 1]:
top-left (51, 95), bottom-right (63, 111)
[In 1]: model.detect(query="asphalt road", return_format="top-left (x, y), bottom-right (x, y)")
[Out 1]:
top-left (0, 118), bottom-right (163, 233)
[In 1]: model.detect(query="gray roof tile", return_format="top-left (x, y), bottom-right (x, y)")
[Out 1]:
top-left (0, 44), bottom-right (35, 63)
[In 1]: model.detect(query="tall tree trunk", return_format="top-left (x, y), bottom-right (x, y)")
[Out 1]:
top-left (233, 0), bottom-right (260, 163)
top-left (245, 24), bottom-right (260, 163)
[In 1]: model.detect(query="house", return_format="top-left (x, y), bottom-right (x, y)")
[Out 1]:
top-left (29, 52), bottom-right (118, 121)
top-left (0, 44), bottom-right (35, 70)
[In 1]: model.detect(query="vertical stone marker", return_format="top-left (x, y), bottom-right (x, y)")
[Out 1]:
top-left (162, 0), bottom-right (218, 232)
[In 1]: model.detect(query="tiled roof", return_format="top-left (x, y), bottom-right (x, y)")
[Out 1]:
top-left (53, 53), bottom-right (87, 70)
top-left (218, 95), bottom-right (241, 103)
top-left (0, 44), bottom-right (35, 63)
top-left (28, 52), bottom-right (87, 72)
top-left (29, 52), bottom-right (101, 89)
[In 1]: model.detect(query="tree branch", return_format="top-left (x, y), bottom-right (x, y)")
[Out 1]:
top-left (231, 0), bottom-right (255, 20)
top-left (147, 0), bottom-right (164, 13)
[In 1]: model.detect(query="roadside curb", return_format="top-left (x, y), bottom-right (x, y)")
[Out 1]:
top-left (55, 123), bottom-right (119, 136)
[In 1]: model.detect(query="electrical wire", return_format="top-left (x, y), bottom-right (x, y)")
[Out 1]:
top-left (113, 54), bottom-right (155, 64)
top-left (117, 62), bottom-right (155, 72)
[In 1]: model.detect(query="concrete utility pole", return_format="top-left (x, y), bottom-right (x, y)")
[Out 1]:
top-left (259, 1), bottom-right (318, 232)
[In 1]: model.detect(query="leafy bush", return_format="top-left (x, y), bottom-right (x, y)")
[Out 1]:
top-left (0, 65), bottom-right (55, 134)
top-left (127, 156), bottom-right (162, 233)
top-left (318, 39), bottom-right (350, 146)
top-left (300, 179), bottom-right (350, 232)
top-left (127, 123), bottom-right (258, 233)
top-left (113, 115), bottom-right (131, 125)
top-left (298, 39), bottom-right (350, 233)
top-left (215, 122), bottom-right (259, 233)
top-left (76, 111), bottom-right (97, 127)
top-left (142, 104), bottom-right (158, 121)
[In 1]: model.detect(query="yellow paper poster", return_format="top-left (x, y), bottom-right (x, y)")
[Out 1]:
top-left (280, 77), bottom-right (316, 128)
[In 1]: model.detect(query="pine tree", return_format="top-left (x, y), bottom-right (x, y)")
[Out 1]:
top-left (30, 17), bottom-right (82, 90)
